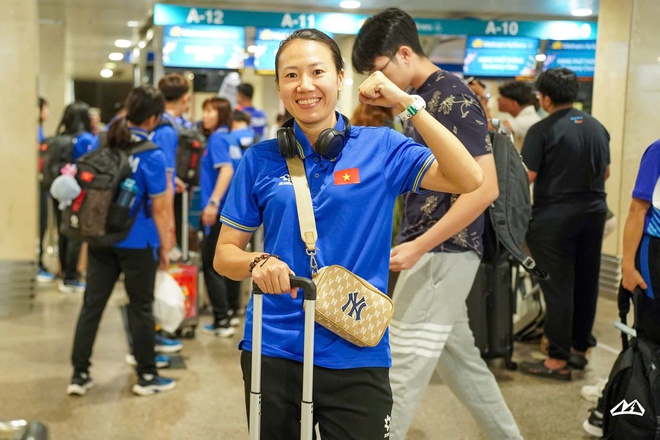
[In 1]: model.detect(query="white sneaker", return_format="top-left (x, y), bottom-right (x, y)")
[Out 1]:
top-left (581, 378), bottom-right (607, 404)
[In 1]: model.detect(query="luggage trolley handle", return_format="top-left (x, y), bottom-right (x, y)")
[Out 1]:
top-left (250, 276), bottom-right (316, 440)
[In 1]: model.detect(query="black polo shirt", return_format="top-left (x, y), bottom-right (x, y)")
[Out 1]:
top-left (521, 108), bottom-right (610, 217)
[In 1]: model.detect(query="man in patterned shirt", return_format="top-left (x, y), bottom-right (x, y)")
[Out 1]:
top-left (353, 8), bottom-right (522, 440)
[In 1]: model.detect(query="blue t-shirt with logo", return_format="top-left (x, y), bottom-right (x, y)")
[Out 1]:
top-left (241, 106), bottom-right (268, 140)
top-left (200, 126), bottom-right (242, 212)
top-left (220, 117), bottom-right (435, 369)
top-left (633, 139), bottom-right (660, 238)
top-left (232, 126), bottom-right (258, 150)
top-left (152, 111), bottom-right (179, 178)
top-left (115, 127), bottom-right (168, 250)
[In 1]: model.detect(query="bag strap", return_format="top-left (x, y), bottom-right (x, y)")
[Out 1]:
top-left (286, 156), bottom-right (319, 275)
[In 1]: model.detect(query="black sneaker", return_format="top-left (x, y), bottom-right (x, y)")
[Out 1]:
top-left (582, 407), bottom-right (603, 438)
top-left (132, 373), bottom-right (176, 396)
top-left (67, 372), bottom-right (94, 396)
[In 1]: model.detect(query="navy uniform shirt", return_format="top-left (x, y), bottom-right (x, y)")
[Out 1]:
top-left (398, 70), bottom-right (492, 257)
top-left (522, 108), bottom-right (610, 218)
top-left (220, 116), bottom-right (435, 369)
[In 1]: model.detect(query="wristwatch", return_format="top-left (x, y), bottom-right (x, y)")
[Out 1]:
top-left (208, 200), bottom-right (219, 208)
top-left (397, 95), bottom-right (426, 121)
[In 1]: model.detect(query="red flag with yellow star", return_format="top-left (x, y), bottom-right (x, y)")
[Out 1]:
top-left (334, 168), bottom-right (360, 185)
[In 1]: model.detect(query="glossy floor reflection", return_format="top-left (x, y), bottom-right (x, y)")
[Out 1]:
top-left (1, 282), bottom-right (620, 439)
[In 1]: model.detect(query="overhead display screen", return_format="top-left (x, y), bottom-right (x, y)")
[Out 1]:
top-left (463, 36), bottom-right (539, 77)
top-left (543, 40), bottom-right (596, 78)
top-left (162, 25), bottom-right (245, 69)
top-left (253, 28), bottom-right (293, 75)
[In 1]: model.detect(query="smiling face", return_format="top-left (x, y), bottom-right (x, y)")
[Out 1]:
top-left (276, 38), bottom-right (344, 133)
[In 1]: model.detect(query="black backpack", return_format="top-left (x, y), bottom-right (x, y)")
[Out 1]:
top-left (39, 134), bottom-right (76, 190)
top-left (602, 286), bottom-right (660, 440)
top-left (159, 118), bottom-right (206, 186)
top-left (483, 126), bottom-right (547, 280)
top-left (60, 140), bottom-right (157, 247)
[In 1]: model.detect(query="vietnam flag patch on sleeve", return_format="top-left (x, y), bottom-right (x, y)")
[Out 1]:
top-left (334, 168), bottom-right (360, 185)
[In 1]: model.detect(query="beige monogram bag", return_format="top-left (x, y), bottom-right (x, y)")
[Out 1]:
top-left (286, 158), bottom-right (394, 347)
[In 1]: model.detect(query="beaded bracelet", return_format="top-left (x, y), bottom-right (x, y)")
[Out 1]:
top-left (248, 253), bottom-right (281, 273)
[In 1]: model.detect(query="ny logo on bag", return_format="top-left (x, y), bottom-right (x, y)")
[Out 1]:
top-left (342, 292), bottom-right (367, 320)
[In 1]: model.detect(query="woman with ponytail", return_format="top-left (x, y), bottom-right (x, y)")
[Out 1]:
top-left (67, 85), bottom-right (177, 397)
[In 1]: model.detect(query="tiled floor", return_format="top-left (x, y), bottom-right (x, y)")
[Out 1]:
top-left (1, 281), bottom-right (621, 439)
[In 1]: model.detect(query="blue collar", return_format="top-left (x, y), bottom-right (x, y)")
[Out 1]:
top-left (292, 112), bottom-right (346, 160)
top-left (213, 125), bottom-right (230, 135)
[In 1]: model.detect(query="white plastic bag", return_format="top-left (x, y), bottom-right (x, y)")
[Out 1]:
top-left (153, 270), bottom-right (186, 334)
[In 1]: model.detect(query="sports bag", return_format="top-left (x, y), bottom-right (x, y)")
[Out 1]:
top-left (286, 157), bottom-right (394, 347)
top-left (39, 134), bottom-right (76, 190)
top-left (60, 140), bottom-right (157, 247)
top-left (602, 286), bottom-right (660, 440)
top-left (159, 117), bottom-right (206, 186)
top-left (484, 123), bottom-right (547, 279)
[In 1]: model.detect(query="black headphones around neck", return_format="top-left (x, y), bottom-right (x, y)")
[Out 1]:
top-left (277, 114), bottom-right (351, 161)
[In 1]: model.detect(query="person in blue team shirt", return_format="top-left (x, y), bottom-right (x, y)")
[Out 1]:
top-left (54, 101), bottom-right (96, 293)
top-left (153, 72), bottom-right (190, 251)
top-left (236, 83), bottom-right (267, 141)
top-left (231, 110), bottom-right (258, 151)
top-left (199, 97), bottom-right (242, 337)
top-left (67, 85), bottom-right (176, 397)
top-left (214, 29), bottom-right (482, 439)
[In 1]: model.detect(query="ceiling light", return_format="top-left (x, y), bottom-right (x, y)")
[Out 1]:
top-left (115, 39), bottom-right (132, 48)
top-left (109, 52), bottom-right (124, 61)
top-left (138, 40), bottom-right (147, 49)
top-left (127, 21), bottom-right (140, 28)
top-left (535, 54), bottom-right (547, 62)
top-left (339, 1), bottom-right (361, 9)
top-left (100, 69), bottom-right (114, 78)
top-left (105, 62), bottom-right (117, 69)
top-left (571, 8), bottom-right (593, 17)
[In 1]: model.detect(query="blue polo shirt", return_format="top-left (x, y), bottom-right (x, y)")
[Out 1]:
top-left (72, 131), bottom-right (97, 162)
top-left (200, 126), bottom-right (242, 212)
top-left (232, 126), bottom-right (258, 150)
top-left (152, 111), bottom-right (179, 177)
top-left (115, 127), bottom-right (168, 250)
top-left (241, 106), bottom-right (268, 140)
top-left (220, 116), bottom-right (435, 369)
top-left (633, 139), bottom-right (660, 237)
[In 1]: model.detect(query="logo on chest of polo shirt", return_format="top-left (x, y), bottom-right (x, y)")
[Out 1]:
top-left (278, 174), bottom-right (292, 186)
top-left (334, 168), bottom-right (360, 186)
top-left (342, 291), bottom-right (367, 320)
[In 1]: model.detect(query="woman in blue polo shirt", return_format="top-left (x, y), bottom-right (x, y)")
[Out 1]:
top-left (199, 97), bottom-right (242, 337)
top-left (53, 101), bottom-right (97, 293)
top-left (214, 29), bottom-right (482, 439)
top-left (67, 86), bottom-right (176, 398)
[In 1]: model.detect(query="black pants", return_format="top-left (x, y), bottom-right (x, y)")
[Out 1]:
top-left (636, 235), bottom-right (660, 344)
top-left (526, 209), bottom-right (607, 361)
top-left (241, 351), bottom-right (393, 440)
top-left (38, 189), bottom-right (51, 270)
top-left (202, 221), bottom-right (240, 323)
top-left (174, 191), bottom-right (184, 247)
top-left (71, 246), bottom-right (158, 376)
top-left (53, 198), bottom-right (82, 280)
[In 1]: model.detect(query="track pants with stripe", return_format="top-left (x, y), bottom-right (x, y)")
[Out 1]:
top-left (389, 251), bottom-right (522, 440)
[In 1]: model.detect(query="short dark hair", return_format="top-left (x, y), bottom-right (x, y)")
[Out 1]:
top-left (233, 110), bottom-right (250, 123)
top-left (108, 85), bottom-right (165, 148)
top-left (352, 8), bottom-right (425, 74)
top-left (498, 81), bottom-right (534, 106)
top-left (57, 101), bottom-right (92, 135)
top-left (237, 83), bottom-right (254, 99)
top-left (275, 29), bottom-right (343, 84)
top-left (536, 68), bottom-right (578, 105)
top-left (157, 72), bottom-right (189, 102)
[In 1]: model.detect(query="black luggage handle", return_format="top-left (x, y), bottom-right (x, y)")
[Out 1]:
top-left (252, 276), bottom-right (316, 301)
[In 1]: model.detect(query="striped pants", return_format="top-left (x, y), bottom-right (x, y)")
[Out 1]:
top-left (389, 251), bottom-right (522, 440)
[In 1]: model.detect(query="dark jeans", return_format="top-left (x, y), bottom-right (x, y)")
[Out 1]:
top-left (241, 351), bottom-right (393, 440)
top-left (53, 198), bottom-right (82, 280)
top-left (526, 209), bottom-right (607, 361)
top-left (636, 235), bottom-right (660, 344)
top-left (202, 221), bottom-right (240, 323)
top-left (71, 246), bottom-right (159, 376)
top-left (174, 191), bottom-right (183, 247)
top-left (38, 189), bottom-right (50, 270)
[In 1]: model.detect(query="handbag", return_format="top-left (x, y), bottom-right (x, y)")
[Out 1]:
top-left (286, 157), bottom-right (394, 347)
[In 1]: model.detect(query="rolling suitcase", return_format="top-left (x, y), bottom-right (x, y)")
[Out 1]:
top-left (171, 189), bottom-right (201, 338)
top-left (250, 277), bottom-right (317, 440)
top-left (466, 250), bottom-right (517, 370)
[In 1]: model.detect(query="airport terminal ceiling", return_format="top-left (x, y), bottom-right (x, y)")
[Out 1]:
top-left (38, 0), bottom-right (598, 80)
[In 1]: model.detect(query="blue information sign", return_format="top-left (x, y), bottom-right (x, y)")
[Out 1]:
top-left (543, 40), bottom-right (596, 77)
top-left (464, 36), bottom-right (540, 77)
top-left (253, 28), bottom-right (293, 74)
top-left (153, 4), bottom-right (597, 40)
top-left (162, 25), bottom-right (245, 69)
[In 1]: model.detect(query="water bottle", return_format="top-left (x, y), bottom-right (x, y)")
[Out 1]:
top-left (116, 178), bottom-right (138, 208)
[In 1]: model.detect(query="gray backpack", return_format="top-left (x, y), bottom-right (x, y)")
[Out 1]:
top-left (485, 124), bottom-right (547, 279)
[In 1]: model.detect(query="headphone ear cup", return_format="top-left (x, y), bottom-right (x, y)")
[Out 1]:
top-left (277, 127), bottom-right (297, 158)
top-left (315, 128), bottom-right (344, 160)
